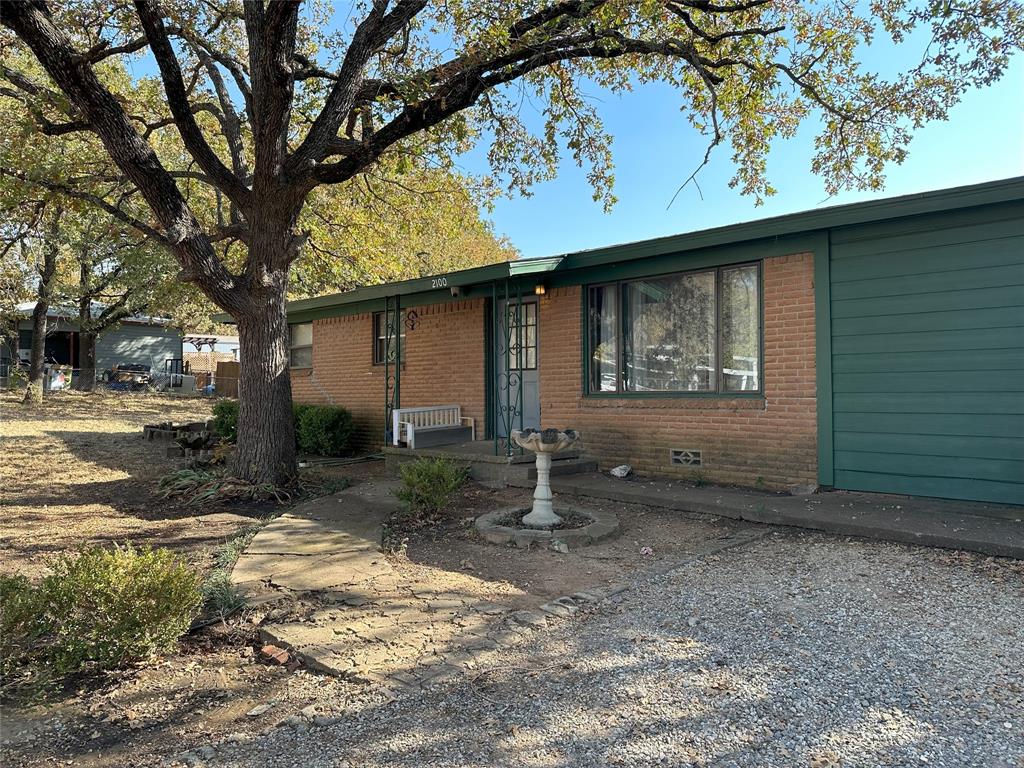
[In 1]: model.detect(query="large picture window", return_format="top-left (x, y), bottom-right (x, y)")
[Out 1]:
top-left (587, 262), bottom-right (761, 395)
top-left (289, 323), bottom-right (313, 369)
top-left (373, 310), bottom-right (406, 365)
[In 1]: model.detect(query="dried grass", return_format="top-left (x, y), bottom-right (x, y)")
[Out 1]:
top-left (0, 390), bottom-right (252, 579)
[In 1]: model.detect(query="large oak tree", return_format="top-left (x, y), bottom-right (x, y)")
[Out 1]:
top-left (1, 0), bottom-right (1020, 483)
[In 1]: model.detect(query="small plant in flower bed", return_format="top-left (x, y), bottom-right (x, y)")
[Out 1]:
top-left (158, 468), bottom-right (295, 505)
top-left (0, 544), bottom-right (201, 701)
top-left (394, 457), bottom-right (470, 522)
top-left (210, 399), bottom-right (354, 457)
top-left (211, 398), bottom-right (239, 441)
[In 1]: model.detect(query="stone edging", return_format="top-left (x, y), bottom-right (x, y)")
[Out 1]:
top-left (475, 506), bottom-right (619, 549)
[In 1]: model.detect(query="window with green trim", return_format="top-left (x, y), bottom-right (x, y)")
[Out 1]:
top-left (289, 323), bottom-right (313, 369)
top-left (586, 262), bottom-right (761, 395)
top-left (372, 310), bottom-right (406, 365)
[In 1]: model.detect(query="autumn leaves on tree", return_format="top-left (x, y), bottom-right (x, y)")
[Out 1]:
top-left (1, 0), bottom-right (1020, 482)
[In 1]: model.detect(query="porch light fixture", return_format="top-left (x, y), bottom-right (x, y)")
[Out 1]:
top-left (534, 283), bottom-right (547, 296)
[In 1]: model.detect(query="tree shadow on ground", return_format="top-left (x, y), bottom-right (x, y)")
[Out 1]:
top-left (1, 427), bottom-right (259, 577)
top-left (4, 534), bottom-right (1023, 767)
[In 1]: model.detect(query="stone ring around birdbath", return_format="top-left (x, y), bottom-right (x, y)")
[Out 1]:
top-left (474, 428), bottom-right (619, 550)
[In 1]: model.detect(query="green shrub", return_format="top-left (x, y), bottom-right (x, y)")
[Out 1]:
top-left (1, 545), bottom-right (202, 699)
top-left (0, 575), bottom-right (46, 689)
top-left (394, 458), bottom-right (469, 518)
top-left (294, 403), bottom-right (355, 457)
top-left (40, 545), bottom-right (202, 674)
top-left (211, 399), bottom-right (239, 441)
top-left (212, 398), bottom-right (354, 457)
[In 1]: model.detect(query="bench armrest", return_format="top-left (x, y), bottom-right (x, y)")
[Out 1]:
top-left (460, 416), bottom-right (476, 442)
top-left (397, 419), bottom-right (415, 448)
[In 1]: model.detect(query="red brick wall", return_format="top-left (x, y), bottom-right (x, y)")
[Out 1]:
top-left (291, 299), bottom-right (486, 449)
top-left (538, 252), bottom-right (818, 489)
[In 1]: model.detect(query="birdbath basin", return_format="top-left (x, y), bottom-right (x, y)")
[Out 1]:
top-left (511, 428), bottom-right (581, 527)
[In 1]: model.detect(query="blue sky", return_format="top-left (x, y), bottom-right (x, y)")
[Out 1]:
top-left (460, 56), bottom-right (1024, 258)
top-left (130, 7), bottom-right (1024, 262)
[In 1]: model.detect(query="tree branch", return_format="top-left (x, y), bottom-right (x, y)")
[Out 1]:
top-left (0, 166), bottom-right (169, 246)
top-left (314, 33), bottom-right (709, 184)
top-left (0, 0), bottom-right (245, 314)
top-left (287, 0), bottom-right (428, 174)
top-left (134, 1), bottom-right (252, 215)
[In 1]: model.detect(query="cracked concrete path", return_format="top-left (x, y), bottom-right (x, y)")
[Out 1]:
top-left (229, 479), bottom-right (529, 686)
top-left (231, 480), bottom-right (399, 594)
top-left (228, 478), bottom-right (770, 694)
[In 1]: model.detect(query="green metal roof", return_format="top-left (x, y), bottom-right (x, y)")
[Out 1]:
top-left (218, 175), bottom-right (1024, 323)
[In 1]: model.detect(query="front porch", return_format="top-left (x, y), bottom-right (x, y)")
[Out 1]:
top-left (383, 440), bottom-right (597, 484)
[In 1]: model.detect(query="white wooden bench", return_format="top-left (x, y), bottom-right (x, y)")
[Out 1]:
top-left (392, 405), bottom-right (476, 449)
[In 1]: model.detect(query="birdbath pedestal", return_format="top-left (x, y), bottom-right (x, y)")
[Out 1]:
top-left (511, 428), bottom-right (581, 528)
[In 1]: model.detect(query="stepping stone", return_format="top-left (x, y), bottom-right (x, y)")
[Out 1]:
top-left (509, 610), bottom-right (547, 629)
top-left (540, 597), bottom-right (579, 617)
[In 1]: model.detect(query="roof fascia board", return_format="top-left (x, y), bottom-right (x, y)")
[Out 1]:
top-left (557, 176), bottom-right (1024, 270)
top-left (547, 232), bottom-right (820, 287)
top-left (218, 176), bottom-right (1023, 326)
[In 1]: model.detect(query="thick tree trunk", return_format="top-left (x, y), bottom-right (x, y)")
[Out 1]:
top-left (74, 273), bottom-right (97, 392)
top-left (74, 331), bottom-right (97, 392)
top-left (231, 278), bottom-right (297, 485)
top-left (23, 212), bottom-right (61, 405)
top-left (23, 301), bottom-right (47, 405)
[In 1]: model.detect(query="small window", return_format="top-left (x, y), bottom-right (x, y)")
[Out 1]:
top-left (720, 265), bottom-right (760, 392)
top-left (373, 311), bottom-right (406, 365)
top-left (289, 323), bottom-right (313, 368)
top-left (588, 284), bottom-right (618, 392)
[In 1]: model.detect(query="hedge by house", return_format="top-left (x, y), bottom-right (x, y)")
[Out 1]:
top-left (212, 400), bottom-right (354, 457)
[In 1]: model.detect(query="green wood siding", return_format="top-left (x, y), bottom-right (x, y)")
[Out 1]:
top-left (829, 202), bottom-right (1024, 505)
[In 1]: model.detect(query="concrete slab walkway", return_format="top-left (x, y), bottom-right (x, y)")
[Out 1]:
top-left (230, 480), bottom-right (553, 688)
top-left (232, 480), bottom-right (398, 594)
top-left (524, 473), bottom-right (1024, 559)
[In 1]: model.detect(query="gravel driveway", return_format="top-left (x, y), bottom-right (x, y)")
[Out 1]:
top-left (203, 531), bottom-right (1024, 768)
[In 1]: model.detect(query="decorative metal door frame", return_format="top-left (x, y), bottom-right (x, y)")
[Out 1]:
top-left (492, 279), bottom-right (525, 457)
top-left (383, 294), bottom-right (402, 445)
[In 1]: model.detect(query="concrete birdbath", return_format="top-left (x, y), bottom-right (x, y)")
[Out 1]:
top-left (511, 428), bottom-right (581, 527)
top-left (475, 427), bottom-right (618, 549)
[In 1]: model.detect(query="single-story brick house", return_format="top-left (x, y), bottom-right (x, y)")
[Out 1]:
top-left (276, 177), bottom-right (1023, 505)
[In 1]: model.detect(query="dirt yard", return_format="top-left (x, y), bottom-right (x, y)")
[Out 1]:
top-left (0, 390), bottom-right (254, 579)
top-left (0, 389), bottom-right (761, 767)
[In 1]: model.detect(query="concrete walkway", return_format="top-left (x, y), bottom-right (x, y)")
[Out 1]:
top-left (524, 473), bottom-right (1024, 559)
top-left (232, 480), bottom-right (398, 594)
top-left (230, 481), bottom-right (552, 688)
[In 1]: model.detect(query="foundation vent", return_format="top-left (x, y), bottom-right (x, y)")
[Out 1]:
top-left (670, 449), bottom-right (702, 466)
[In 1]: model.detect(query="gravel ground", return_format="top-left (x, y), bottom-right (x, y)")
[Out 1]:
top-left (198, 531), bottom-right (1023, 768)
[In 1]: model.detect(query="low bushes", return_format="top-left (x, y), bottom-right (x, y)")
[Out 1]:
top-left (211, 399), bottom-right (354, 457)
top-left (293, 403), bottom-right (355, 457)
top-left (211, 399), bottom-right (239, 441)
top-left (1, 545), bottom-right (202, 699)
top-left (394, 457), bottom-right (470, 519)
